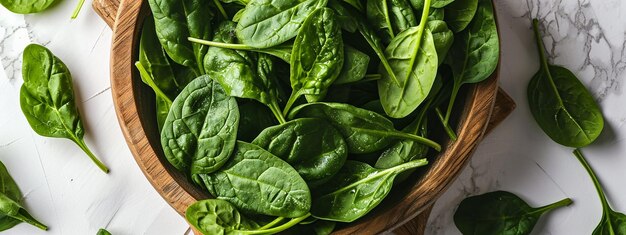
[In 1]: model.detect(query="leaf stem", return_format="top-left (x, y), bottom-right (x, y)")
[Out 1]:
top-left (282, 91), bottom-right (302, 116)
top-left (533, 198), bottom-right (573, 215)
top-left (357, 25), bottom-right (400, 86)
top-left (268, 100), bottom-right (287, 124)
top-left (74, 138), bottom-right (109, 173)
top-left (532, 19), bottom-right (564, 108)
top-left (135, 62), bottom-right (173, 106)
top-left (12, 209), bottom-right (48, 231)
top-left (382, 158), bottom-right (429, 174)
top-left (388, 131), bottom-right (441, 151)
top-left (239, 214), bottom-right (311, 234)
top-left (71, 0), bottom-right (86, 19)
top-left (573, 149), bottom-right (611, 211)
top-left (257, 217), bottom-right (285, 230)
top-left (436, 107), bottom-right (458, 141)
top-left (212, 0), bottom-right (229, 19)
top-left (382, 0), bottom-right (395, 38)
top-left (189, 37), bottom-right (256, 50)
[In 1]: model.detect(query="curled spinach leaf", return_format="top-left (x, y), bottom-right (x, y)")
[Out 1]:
top-left (283, 7), bottom-right (345, 113)
top-left (288, 102), bottom-right (441, 153)
top-left (235, 0), bottom-right (328, 48)
top-left (252, 118), bottom-right (348, 187)
top-left (0, 161), bottom-right (47, 231)
top-left (198, 141), bottom-right (311, 218)
top-left (444, 0), bottom-right (478, 33)
top-left (311, 159), bottom-right (428, 222)
top-left (454, 191), bottom-right (572, 235)
top-left (528, 19), bottom-right (603, 148)
top-left (148, 0), bottom-right (213, 75)
top-left (204, 21), bottom-right (286, 123)
top-left (160, 75), bottom-right (239, 176)
top-left (20, 44), bottom-right (109, 173)
top-left (378, 1), bottom-right (438, 119)
top-left (0, 0), bottom-right (57, 14)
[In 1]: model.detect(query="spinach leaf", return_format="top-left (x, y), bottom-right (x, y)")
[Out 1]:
top-left (441, 0), bottom-right (498, 138)
top-left (311, 159), bottom-right (428, 222)
top-left (0, 0), bottom-right (56, 14)
top-left (198, 141), bottom-right (311, 218)
top-left (329, 0), bottom-right (359, 33)
top-left (235, 0), bottom-right (328, 48)
top-left (288, 102), bottom-right (441, 153)
top-left (528, 19), bottom-right (603, 148)
top-left (454, 191), bottom-right (572, 235)
top-left (388, 0), bottom-right (418, 33)
top-left (283, 8), bottom-right (344, 113)
top-left (20, 44), bottom-right (109, 173)
top-left (237, 101), bottom-right (278, 142)
top-left (148, 0), bottom-right (213, 75)
top-left (334, 46), bottom-right (371, 85)
top-left (429, 8), bottom-right (445, 20)
top-left (573, 149), bottom-right (626, 235)
top-left (0, 161), bottom-right (47, 231)
top-left (96, 228), bottom-right (112, 235)
top-left (186, 199), bottom-right (310, 234)
top-left (378, 0), bottom-right (438, 118)
top-left (428, 20), bottom-right (454, 65)
top-left (204, 21), bottom-right (286, 123)
top-left (444, 0), bottom-right (478, 33)
top-left (160, 75), bottom-right (239, 176)
top-left (409, 0), bottom-right (455, 9)
top-left (252, 118), bottom-right (348, 187)
top-left (366, 0), bottom-right (394, 41)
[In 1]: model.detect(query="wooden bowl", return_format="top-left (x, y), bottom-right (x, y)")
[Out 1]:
top-left (100, 0), bottom-right (506, 233)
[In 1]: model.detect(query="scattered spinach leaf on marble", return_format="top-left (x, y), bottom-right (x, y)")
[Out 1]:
top-left (527, 19), bottom-right (603, 148)
top-left (197, 141), bottom-right (311, 218)
top-left (288, 102), bottom-right (441, 153)
top-left (0, 161), bottom-right (47, 231)
top-left (235, 0), bottom-right (328, 48)
top-left (160, 75), bottom-right (239, 176)
top-left (20, 44), bottom-right (109, 173)
top-left (283, 7), bottom-right (344, 114)
top-left (252, 118), bottom-right (348, 187)
top-left (0, 0), bottom-right (57, 14)
top-left (454, 191), bottom-right (572, 235)
top-left (311, 159), bottom-right (427, 222)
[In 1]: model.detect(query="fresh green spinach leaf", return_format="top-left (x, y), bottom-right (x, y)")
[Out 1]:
top-left (444, 0), bottom-right (478, 32)
top-left (528, 19), bottom-right (603, 148)
top-left (0, 0), bottom-right (57, 14)
top-left (235, 0), bottom-right (328, 48)
top-left (311, 159), bottom-right (427, 222)
top-left (366, 0), bottom-right (394, 41)
top-left (0, 161), bottom-right (47, 231)
top-left (252, 118), bottom-right (348, 187)
top-left (20, 44), bottom-right (109, 173)
top-left (198, 141), bottom-right (311, 218)
top-left (378, 0), bottom-right (438, 118)
top-left (288, 102), bottom-right (441, 153)
top-left (427, 20), bottom-right (454, 65)
top-left (388, 0), bottom-right (418, 33)
top-left (96, 228), bottom-right (112, 235)
top-left (283, 7), bottom-right (344, 113)
top-left (409, 0), bottom-right (455, 9)
top-left (148, 0), bottom-right (213, 75)
top-left (334, 46), bottom-right (371, 85)
top-left (454, 191), bottom-right (572, 235)
top-left (160, 75), bottom-right (239, 176)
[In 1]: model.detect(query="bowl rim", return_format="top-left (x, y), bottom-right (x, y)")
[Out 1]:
top-left (108, 0), bottom-right (500, 233)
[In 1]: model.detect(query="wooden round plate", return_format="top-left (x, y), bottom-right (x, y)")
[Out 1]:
top-left (105, 0), bottom-right (501, 233)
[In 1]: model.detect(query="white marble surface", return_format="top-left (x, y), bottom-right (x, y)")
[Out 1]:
top-left (0, 0), bottom-right (624, 235)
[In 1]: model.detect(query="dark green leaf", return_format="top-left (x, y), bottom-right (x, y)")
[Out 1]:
top-left (454, 191), bottom-right (572, 235)
top-left (20, 44), bottom-right (109, 173)
top-left (311, 159), bottom-right (427, 222)
top-left (334, 46), bottom-right (371, 85)
top-left (237, 101), bottom-right (278, 142)
top-left (199, 141), bottom-right (311, 218)
top-left (235, 0), bottom-right (328, 48)
top-left (409, 0), bottom-right (455, 9)
top-left (444, 0), bottom-right (478, 32)
top-left (161, 76), bottom-right (239, 175)
top-left (528, 20), bottom-right (603, 148)
top-left (284, 7), bottom-right (344, 112)
top-left (388, 0), bottom-right (418, 34)
top-left (427, 20), bottom-right (454, 65)
top-left (252, 118), bottom-right (348, 187)
top-left (148, 0), bottom-right (213, 74)
top-left (288, 102), bottom-right (441, 153)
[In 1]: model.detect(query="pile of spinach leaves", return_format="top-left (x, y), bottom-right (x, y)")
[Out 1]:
top-left (137, 0), bottom-right (499, 233)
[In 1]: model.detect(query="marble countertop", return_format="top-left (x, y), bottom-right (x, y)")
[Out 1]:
top-left (0, 0), bottom-right (624, 234)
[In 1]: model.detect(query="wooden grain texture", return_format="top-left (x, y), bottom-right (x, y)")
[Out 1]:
top-left (95, 0), bottom-right (514, 234)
